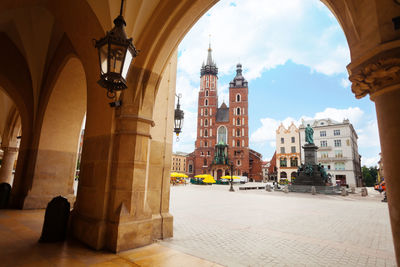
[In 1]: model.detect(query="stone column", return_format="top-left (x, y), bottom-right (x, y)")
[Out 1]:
top-left (0, 147), bottom-right (18, 185)
top-left (350, 56), bottom-right (400, 265)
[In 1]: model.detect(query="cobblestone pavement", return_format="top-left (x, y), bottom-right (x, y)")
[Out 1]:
top-left (161, 184), bottom-right (396, 267)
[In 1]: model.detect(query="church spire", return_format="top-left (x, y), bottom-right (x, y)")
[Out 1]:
top-left (200, 43), bottom-right (218, 77)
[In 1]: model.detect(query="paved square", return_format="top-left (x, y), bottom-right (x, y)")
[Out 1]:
top-left (161, 184), bottom-right (396, 266)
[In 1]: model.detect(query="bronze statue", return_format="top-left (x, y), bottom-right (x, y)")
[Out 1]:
top-left (305, 124), bottom-right (314, 144)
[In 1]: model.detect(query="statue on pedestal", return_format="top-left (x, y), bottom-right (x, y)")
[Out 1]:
top-left (305, 124), bottom-right (314, 144)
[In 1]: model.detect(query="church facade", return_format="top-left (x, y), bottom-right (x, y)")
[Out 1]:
top-left (187, 46), bottom-right (263, 182)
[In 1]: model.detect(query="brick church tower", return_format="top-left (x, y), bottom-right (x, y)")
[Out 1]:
top-left (187, 45), bottom-right (261, 181)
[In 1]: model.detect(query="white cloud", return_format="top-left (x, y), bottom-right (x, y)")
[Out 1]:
top-left (362, 156), bottom-right (380, 167)
top-left (358, 120), bottom-right (380, 148)
top-left (178, 0), bottom-right (350, 86)
top-left (341, 78), bottom-right (351, 88)
top-left (314, 107), bottom-right (364, 126)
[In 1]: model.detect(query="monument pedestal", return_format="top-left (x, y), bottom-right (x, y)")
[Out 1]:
top-left (292, 143), bottom-right (326, 186)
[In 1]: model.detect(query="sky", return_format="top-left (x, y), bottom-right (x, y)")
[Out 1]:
top-left (172, 0), bottom-right (380, 167)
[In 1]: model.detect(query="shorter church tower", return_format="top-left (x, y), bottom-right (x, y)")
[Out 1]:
top-left (228, 63), bottom-right (249, 176)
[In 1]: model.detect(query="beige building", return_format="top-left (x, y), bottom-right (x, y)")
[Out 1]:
top-left (171, 152), bottom-right (188, 173)
top-left (299, 119), bottom-right (362, 187)
top-left (276, 123), bottom-right (301, 182)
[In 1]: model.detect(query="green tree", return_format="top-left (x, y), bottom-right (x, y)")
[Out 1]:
top-left (362, 165), bottom-right (378, 186)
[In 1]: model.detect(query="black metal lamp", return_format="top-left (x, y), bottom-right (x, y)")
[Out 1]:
top-left (94, 0), bottom-right (138, 99)
top-left (229, 161), bottom-right (235, 192)
top-left (174, 94), bottom-right (184, 140)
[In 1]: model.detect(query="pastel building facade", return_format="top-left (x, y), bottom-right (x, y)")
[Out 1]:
top-left (275, 123), bottom-right (301, 182)
top-left (299, 119), bottom-right (362, 187)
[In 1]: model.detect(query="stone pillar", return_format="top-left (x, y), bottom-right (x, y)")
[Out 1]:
top-left (350, 56), bottom-right (400, 265)
top-left (0, 147), bottom-right (18, 185)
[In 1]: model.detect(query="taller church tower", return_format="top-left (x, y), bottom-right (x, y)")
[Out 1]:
top-left (194, 44), bottom-right (218, 174)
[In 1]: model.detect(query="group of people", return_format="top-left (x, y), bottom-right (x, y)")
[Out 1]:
top-left (374, 180), bottom-right (387, 202)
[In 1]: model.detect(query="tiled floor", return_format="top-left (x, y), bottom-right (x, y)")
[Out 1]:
top-left (162, 184), bottom-right (397, 267)
top-left (0, 209), bottom-right (221, 267)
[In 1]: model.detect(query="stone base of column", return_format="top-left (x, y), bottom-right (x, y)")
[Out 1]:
top-left (23, 193), bottom-right (76, 209)
top-left (151, 212), bottom-right (173, 240)
top-left (71, 211), bottom-right (107, 250)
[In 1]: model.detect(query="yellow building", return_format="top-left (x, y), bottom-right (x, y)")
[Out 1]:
top-left (276, 122), bottom-right (301, 183)
top-left (171, 152), bottom-right (188, 173)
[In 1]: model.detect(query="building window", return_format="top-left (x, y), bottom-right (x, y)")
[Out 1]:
top-left (320, 141), bottom-right (327, 147)
top-left (291, 137), bottom-right (295, 143)
top-left (235, 140), bottom-right (239, 147)
top-left (204, 129), bottom-right (208, 137)
top-left (280, 147), bottom-right (285, 154)
top-left (291, 146), bottom-right (296, 153)
top-left (205, 99), bottom-right (208, 106)
top-left (205, 90), bottom-right (209, 96)
top-left (290, 157), bottom-right (298, 167)
top-left (204, 119), bottom-right (208, 126)
top-left (204, 141), bottom-right (208, 147)
top-left (321, 151), bottom-right (328, 158)
top-left (334, 140), bottom-right (341, 147)
top-left (334, 129), bottom-right (340, 136)
top-left (346, 139), bottom-right (350, 146)
top-left (320, 131), bottom-right (326, 137)
top-left (237, 107), bottom-right (241, 115)
top-left (237, 160), bottom-right (241, 166)
top-left (236, 94), bottom-right (241, 102)
top-left (217, 126), bottom-right (227, 143)
top-left (207, 151), bottom-right (210, 156)
top-left (237, 129), bottom-right (240, 137)
top-left (237, 118), bottom-right (240, 125)
top-left (334, 162), bottom-right (345, 170)
top-left (281, 138), bottom-right (284, 144)
top-left (189, 164), bottom-right (193, 173)
top-left (204, 109), bottom-right (208, 116)
top-left (204, 159), bottom-right (207, 166)
top-left (280, 158), bottom-right (287, 167)
top-left (201, 151), bottom-right (204, 156)
top-left (335, 150), bottom-right (343, 158)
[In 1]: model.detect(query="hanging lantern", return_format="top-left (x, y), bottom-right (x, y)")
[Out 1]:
top-left (174, 94), bottom-right (184, 138)
top-left (94, 0), bottom-right (138, 99)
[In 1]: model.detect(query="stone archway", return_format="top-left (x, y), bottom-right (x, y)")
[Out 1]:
top-left (23, 57), bottom-right (87, 209)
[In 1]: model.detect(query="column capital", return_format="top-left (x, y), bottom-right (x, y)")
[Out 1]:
top-left (349, 57), bottom-right (400, 100)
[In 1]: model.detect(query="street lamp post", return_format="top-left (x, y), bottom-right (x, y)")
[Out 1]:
top-left (229, 161), bottom-right (235, 192)
top-left (174, 93), bottom-right (184, 140)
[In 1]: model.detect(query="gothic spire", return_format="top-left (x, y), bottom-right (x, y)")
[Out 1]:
top-left (200, 43), bottom-right (218, 77)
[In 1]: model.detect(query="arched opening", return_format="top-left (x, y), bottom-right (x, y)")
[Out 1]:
top-left (24, 57), bottom-right (87, 208)
top-left (280, 171), bottom-right (287, 179)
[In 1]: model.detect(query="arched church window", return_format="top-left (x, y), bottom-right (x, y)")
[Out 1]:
top-left (205, 99), bottom-right (208, 106)
top-left (217, 126), bottom-right (227, 143)
top-left (205, 109), bottom-right (208, 116)
top-left (204, 119), bottom-right (208, 126)
top-left (236, 94), bottom-right (241, 102)
top-left (237, 129), bottom-right (240, 137)
top-left (237, 118), bottom-right (240, 125)
top-left (237, 140), bottom-right (240, 147)
top-left (204, 129), bottom-right (208, 137)
top-left (237, 107), bottom-right (241, 115)
top-left (205, 90), bottom-right (209, 96)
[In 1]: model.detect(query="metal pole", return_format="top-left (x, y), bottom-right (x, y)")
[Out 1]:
top-left (229, 163), bottom-right (234, 192)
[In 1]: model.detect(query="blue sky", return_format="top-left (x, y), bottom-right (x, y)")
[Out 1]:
top-left (173, 0), bottom-right (380, 167)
